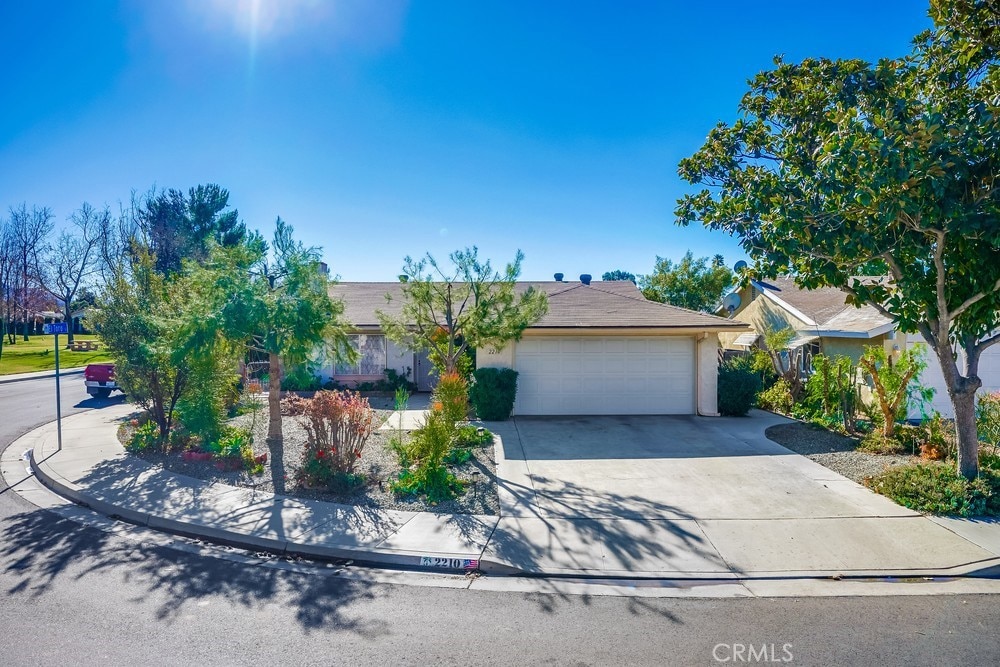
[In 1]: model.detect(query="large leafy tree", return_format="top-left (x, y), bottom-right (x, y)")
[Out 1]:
top-left (676, 0), bottom-right (1000, 478)
top-left (207, 219), bottom-right (350, 491)
top-left (638, 251), bottom-right (732, 312)
top-left (94, 251), bottom-right (193, 440)
top-left (378, 247), bottom-right (548, 375)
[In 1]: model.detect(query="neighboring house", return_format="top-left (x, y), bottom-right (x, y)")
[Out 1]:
top-left (718, 277), bottom-right (895, 365)
top-left (328, 278), bottom-right (747, 416)
top-left (717, 276), bottom-right (1000, 418)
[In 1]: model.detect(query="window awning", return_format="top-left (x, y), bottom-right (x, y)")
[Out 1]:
top-left (732, 332), bottom-right (759, 347)
top-left (787, 334), bottom-right (819, 349)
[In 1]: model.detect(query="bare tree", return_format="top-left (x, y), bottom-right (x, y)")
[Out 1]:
top-left (0, 216), bottom-right (16, 355)
top-left (8, 204), bottom-right (53, 341)
top-left (40, 203), bottom-right (108, 343)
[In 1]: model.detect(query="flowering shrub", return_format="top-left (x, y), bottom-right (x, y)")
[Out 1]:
top-left (289, 390), bottom-right (377, 476)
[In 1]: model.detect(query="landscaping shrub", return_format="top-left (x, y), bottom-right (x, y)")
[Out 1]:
top-left (443, 447), bottom-right (473, 465)
top-left (402, 407), bottom-right (454, 467)
top-left (978, 391), bottom-right (1000, 450)
top-left (857, 431), bottom-right (906, 455)
top-left (391, 408), bottom-right (464, 502)
top-left (748, 347), bottom-right (778, 389)
top-left (175, 364), bottom-right (240, 446)
top-left (434, 371), bottom-right (470, 426)
top-left (858, 345), bottom-right (929, 438)
top-left (469, 367), bottom-right (519, 420)
top-left (793, 354), bottom-right (861, 433)
top-left (757, 378), bottom-right (794, 414)
top-left (217, 426), bottom-right (252, 459)
top-left (918, 414), bottom-right (954, 461)
top-left (126, 421), bottom-right (160, 453)
top-left (281, 364), bottom-right (322, 391)
top-left (866, 462), bottom-right (999, 517)
top-left (289, 390), bottom-right (378, 476)
top-left (454, 424), bottom-right (493, 448)
top-left (717, 358), bottom-right (761, 416)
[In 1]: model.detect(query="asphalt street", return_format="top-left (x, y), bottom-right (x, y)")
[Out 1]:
top-left (2, 375), bottom-right (1000, 666)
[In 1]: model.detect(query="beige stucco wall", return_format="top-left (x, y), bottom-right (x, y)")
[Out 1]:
top-left (819, 334), bottom-right (891, 362)
top-left (476, 343), bottom-right (514, 370)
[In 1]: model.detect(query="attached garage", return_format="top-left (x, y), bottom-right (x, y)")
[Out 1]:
top-left (514, 336), bottom-right (696, 416)
top-left (331, 278), bottom-right (749, 417)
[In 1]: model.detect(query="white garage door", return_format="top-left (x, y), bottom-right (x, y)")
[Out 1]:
top-left (513, 336), bottom-right (696, 416)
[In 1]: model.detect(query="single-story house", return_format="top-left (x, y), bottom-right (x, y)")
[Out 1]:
top-left (717, 276), bottom-right (1000, 418)
top-left (327, 278), bottom-right (748, 416)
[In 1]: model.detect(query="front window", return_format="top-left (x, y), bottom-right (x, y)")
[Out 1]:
top-left (335, 334), bottom-right (387, 375)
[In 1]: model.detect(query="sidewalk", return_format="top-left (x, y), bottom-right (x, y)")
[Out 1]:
top-left (14, 406), bottom-right (1000, 580)
top-left (24, 405), bottom-right (499, 573)
top-left (0, 366), bottom-right (86, 384)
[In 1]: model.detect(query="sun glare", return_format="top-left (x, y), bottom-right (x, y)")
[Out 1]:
top-left (193, 0), bottom-right (328, 40)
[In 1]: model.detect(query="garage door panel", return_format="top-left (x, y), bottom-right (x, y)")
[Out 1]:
top-left (514, 336), bottom-right (695, 415)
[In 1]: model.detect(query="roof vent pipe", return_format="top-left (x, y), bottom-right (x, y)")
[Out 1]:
top-left (554, 273), bottom-right (564, 282)
top-left (580, 274), bottom-right (592, 285)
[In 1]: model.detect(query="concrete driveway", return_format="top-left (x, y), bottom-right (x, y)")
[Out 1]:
top-left (483, 411), bottom-right (1000, 576)
top-left (494, 411), bottom-right (910, 521)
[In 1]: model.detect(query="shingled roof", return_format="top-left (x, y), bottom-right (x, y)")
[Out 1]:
top-left (755, 276), bottom-right (892, 335)
top-left (329, 280), bottom-right (746, 330)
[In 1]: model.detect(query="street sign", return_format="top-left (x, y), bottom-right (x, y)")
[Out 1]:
top-left (43, 322), bottom-right (69, 334)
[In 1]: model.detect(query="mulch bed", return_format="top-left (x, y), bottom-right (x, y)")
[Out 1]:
top-left (124, 395), bottom-right (500, 516)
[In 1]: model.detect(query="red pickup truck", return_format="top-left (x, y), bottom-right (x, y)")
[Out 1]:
top-left (84, 363), bottom-right (121, 398)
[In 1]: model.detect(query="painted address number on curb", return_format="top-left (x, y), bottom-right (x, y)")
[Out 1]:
top-left (420, 557), bottom-right (479, 570)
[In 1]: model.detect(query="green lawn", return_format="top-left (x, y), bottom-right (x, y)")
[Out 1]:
top-left (0, 335), bottom-right (112, 375)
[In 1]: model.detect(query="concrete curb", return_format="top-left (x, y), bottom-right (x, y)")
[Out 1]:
top-left (28, 445), bottom-right (511, 576)
top-left (16, 409), bottom-right (1000, 584)
top-left (0, 367), bottom-right (85, 384)
top-left (28, 445), bottom-right (1000, 581)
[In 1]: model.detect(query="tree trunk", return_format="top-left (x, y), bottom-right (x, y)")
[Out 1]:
top-left (266, 351), bottom-right (286, 494)
top-left (267, 352), bottom-right (282, 443)
top-left (952, 388), bottom-right (980, 479)
top-left (933, 341), bottom-right (981, 479)
top-left (64, 301), bottom-right (74, 344)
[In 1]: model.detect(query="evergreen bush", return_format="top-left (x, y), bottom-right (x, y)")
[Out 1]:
top-left (469, 367), bottom-right (519, 420)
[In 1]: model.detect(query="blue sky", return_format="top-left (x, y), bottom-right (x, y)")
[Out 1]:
top-left (0, 1), bottom-right (931, 281)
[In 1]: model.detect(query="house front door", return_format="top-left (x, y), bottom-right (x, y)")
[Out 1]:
top-left (414, 349), bottom-right (438, 392)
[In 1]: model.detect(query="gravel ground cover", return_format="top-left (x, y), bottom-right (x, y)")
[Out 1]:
top-left (127, 395), bottom-right (500, 516)
top-left (765, 422), bottom-right (919, 484)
